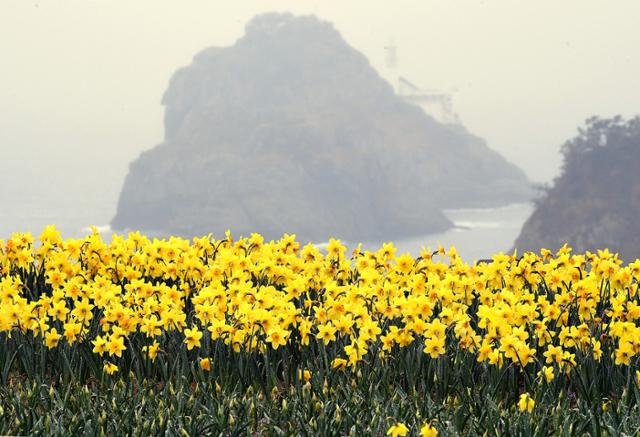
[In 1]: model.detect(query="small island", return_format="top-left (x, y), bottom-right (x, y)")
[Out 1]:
top-left (112, 13), bottom-right (532, 242)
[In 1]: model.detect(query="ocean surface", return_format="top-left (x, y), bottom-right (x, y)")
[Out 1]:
top-left (360, 202), bottom-right (534, 262)
top-left (0, 199), bottom-right (533, 263)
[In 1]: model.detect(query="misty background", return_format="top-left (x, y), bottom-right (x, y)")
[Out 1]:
top-left (2, 1), bottom-right (639, 259)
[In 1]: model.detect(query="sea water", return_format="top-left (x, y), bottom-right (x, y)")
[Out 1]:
top-left (0, 197), bottom-right (533, 263)
top-left (358, 202), bottom-right (534, 263)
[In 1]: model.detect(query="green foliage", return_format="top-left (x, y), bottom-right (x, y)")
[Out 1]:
top-left (2, 364), bottom-right (640, 436)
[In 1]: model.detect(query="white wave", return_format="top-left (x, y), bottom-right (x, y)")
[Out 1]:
top-left (453, 221), bottom-right (504, 229)
top-left (443, 202), bottom-right (532, 215)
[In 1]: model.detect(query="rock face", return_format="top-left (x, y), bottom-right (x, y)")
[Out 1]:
top-left (112, 13), bottom-right (532, 243)
top-left (514, 116), bottom-right (640, 261)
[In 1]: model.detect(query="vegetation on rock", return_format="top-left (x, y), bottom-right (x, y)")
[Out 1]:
top-left (515, 115), bottom-right (640, 260)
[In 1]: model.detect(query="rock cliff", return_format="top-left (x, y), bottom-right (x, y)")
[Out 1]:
top-left (515, 116), bottom-right (640, 261)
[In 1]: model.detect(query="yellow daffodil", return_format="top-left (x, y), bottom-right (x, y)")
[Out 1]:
top-left (518, 393), bottom-right (535, 413)
top-left (420, 423), bottom-right (438, 437)
top-left (200, 358), bottom-right (212, 371)
top-left (103, 362), bottom-right (118, 375)
top-left (387, 422), bottom-right (409, 437)
top-left (184, 327), bottom-right (203, 350)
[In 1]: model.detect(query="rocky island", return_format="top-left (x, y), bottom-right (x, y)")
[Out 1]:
top-left (112, 13), bottom-right (532, 243)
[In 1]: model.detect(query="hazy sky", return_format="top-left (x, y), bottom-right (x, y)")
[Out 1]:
top-left (1, 0), bottom-right (639, 225)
